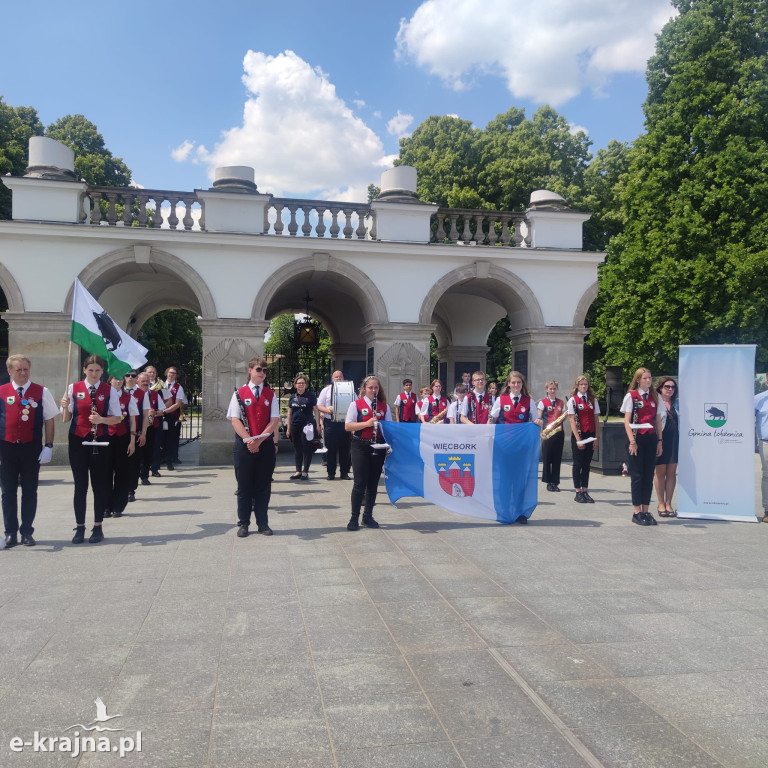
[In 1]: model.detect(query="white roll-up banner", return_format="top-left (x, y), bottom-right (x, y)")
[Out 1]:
top-left (678, 345), bottom-right (757, 521)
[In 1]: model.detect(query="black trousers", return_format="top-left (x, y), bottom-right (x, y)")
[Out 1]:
top-left (69, 433), bottom-right (109, 526)
top-left (541, 430), bottom-right (564, 484)
top-left (324, 420), bottom-right (351, 477)
top-left (140, 426), bottom-right (158, 478)
top-left (235, 438), bottom-right (276, 530)
top-left (290, 424), bottom-right (315, 473)
top-left (350, 438), bottom-right (386, 519)
top-left (628, 432), bottom-right (658, 506)
top-left (108, 432), bottom-right (132, 513)
top-left (1, 440), bottom-right (41, 536)
top-left (571, 431), bottom-right (595, 489)
top-left (161, 418), bottom-right (181, 466)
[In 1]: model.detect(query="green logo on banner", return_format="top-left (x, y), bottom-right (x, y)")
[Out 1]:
top-left (704, 403), bottom-right (727, 428)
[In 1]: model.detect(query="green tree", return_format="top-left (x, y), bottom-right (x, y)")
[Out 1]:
top-left (137, 310), bottom-right (202, 390)
top-left (0, 97), bottom-right (44, 219)
top-left (46, 114), bottom-right (131, 187)
top-left (590, 0), bottom-right (768, 375)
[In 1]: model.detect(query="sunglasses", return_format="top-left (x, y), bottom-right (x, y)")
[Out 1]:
top-left (252, 366), bottom-right (267, 373)
top-left (125, 373), bottom-right (138, 378)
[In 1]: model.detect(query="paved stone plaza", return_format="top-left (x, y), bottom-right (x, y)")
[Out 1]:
top-left (0, 444), bottom-right (766, 767)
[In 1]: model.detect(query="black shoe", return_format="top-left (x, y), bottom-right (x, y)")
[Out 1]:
top-left (632, 513), bottom-right (651, 526)
top-left (327, 475), bottom-right (336, 481)
top-left (362, 516), bottom-right (380, 529)
top-left (575, 492), bottom-right (586, 503)
top-left (583, 492), bottom-right (595, 503)
top-left (347, 517), bottom-right (360, 531)
top-left (166, 464), bottom-right (175, 472)
top-left (553, 485), bottom-right (561, 492)
top-left (89, 527), bottom-right (104, 543)
top-left (4, 534), bottom-right (18, 548)
top-left (643, 512), bottom-right (658, 526)
top-left (151, 471), bottom-right (162, 478)
top-left (516, 516), bottom-right (528, 524)
top-left (340, 474), bottom-right (351, 480)
top-left (20, 534), bottom-right (36, 546)
top-left (174, 458), bottom-right (182, 464)
top-left (72, 527), bottom-right (86, 544)
top-left (141, 478), bottom-right (151, 486)
top-left (127, 492), bottom-right (136, 503)
top-left (258, 527), bottom-right (273, 536)
top-left (546, 482), bottom-right (555, 492)
top-left (103, 510), bottom-right (113, 518)
top-left (113, 509), bottom-right (123, 518)
top-left (236, 525), bottom-right (249, 538)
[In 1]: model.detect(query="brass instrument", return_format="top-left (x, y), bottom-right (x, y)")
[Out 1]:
top-left (429, 407), bottom-right (448, 424)
top-left (541, 410), bottom-right (568, 440)
top-left (371, 397), bottom-right (391, 452)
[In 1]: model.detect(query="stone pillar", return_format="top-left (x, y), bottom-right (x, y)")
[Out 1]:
top-left (4, 312), bottom-right (73, 464)
top-left (435, 345), bottom-right (491, 389)
top-left (360, 323), bottom-right (434, 402)
top-left (328, 343), bottom-right (366, 386)
top-left (197, 318), bottom-right (269, 464)
top-left (506, 327), bottom-right (589, 399)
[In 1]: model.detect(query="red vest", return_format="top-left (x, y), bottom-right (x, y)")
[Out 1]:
top-left (0, 382), bottom-right (45, 444)
top-left (398, 392), bottom-right (418, 422)
top-left (573, 395), bottom-right (596, 434)
top-left (165, 381), bottom-right (181, 422)
top-left (541, 397), bottom-right (564, 426)
top-left (498, 394), bottom-right (532, 424)
top-left (466, 391), bottom-right (491, 424)
top-left (237, 385), bottom-right (274, 436)
top-left (425, 396), bottom-right (448, 423)
top-left (141, 389), bottom-right (161, 429)
top-left (354, 398), bottom-right (387, 439)
top-left (70, 381), bottom-right (112, 439)
top-left (109, 390), bottom-right (134, 437)
top-left (630, 391), bottom-right (657, 426)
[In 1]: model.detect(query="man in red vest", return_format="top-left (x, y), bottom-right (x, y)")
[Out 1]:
top-left (0, 355), bottom-right (58, 547)
top-left (227, 356), bottom-right (280, 537)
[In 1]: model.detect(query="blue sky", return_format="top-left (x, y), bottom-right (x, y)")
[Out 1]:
top-left (2, 0), bottom-right (676, 201)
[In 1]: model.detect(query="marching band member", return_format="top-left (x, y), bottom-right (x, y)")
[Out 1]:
top-left (621, 367), bottom-right (663, 526)
top-left (491, 371), bottom-right (543, 428)
top-left (160, 366), bottom-right (187, 471)
top-left (142, 365), bottom-right (165, 477)
top-left (393, 378), bottom-right (420, 423)
top-left (419, 379), bottom-right (448, 423)
top-left (538, 380), bottom-right (566, 492)
top-left (60, 355), bottom-right (123, 544)
top-left (567, 375), bottom-right (600, 504)
top-left (344, 375), bottom-right (392, 531)
top-left (104, 375), bottom-right (138, 518)
top-left (316, 370), bottom-right (351, 481)
top-left (0, 354), bottom-right (57, 547)
top-left (448, 384), bottom-right (467, 423)
top-left (487, 381), bottom-right (498, 407)
top-left (454, 371), bottom-right (472, 399)
top-left (460, 371), bottom-right (492, 424)
top-left (135, 372), bottom-right (164, 486)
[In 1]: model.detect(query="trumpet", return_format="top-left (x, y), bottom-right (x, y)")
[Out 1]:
top-left (429, 407), bottom-right (448, 424)
top-left (371, 397), bottom-right (391, 452)
top-left (541, 410), bottom-right (568, 440)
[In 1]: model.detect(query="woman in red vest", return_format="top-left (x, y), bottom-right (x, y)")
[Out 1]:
top-left (60, 355), bottom-right (123, 544)
top-left (104, 375), bottom-right (138, 519)
top-left (491, 370), bottom-right (542, 426)
top-left (537, 380), bottom-right (566, 492)
top-left (418, 379), bottom-right (448, 423)
top-left (567, 375), bottom-right (600, 504)
top-left (621, 367), bottom-right (663, 526)
top-left (344, 375), bottom-right (392, 530)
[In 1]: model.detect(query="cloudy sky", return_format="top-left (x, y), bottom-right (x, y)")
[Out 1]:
top-left (2, 0), bottom-right (675, 201)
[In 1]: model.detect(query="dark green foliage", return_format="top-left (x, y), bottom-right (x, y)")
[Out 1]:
top-left (590, 0), bottom-right (768, 375)
top-left (137, 310), bottom-right (202, 391)
top-left (0, 96), bottom-right (44, 219)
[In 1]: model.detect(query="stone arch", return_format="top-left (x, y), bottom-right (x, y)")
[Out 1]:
top-left (0, 262), bottom-right (25, 313)
top-left (418, 263), bottom-right (545, 329)
top-left (62, 246), bottom-right (218, 322)
top-left (572, 280), bottom-right (598, 327)
top-left (251, 254), bottom-right (388, 329)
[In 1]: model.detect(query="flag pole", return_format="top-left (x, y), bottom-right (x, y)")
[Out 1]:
top-left (63, 339), bottom-right (73, 421)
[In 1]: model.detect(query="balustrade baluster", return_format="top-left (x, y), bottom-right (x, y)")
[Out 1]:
top-left (137, 195), bottom-right (148, 227)
top-left (487, 214), bottom-right (499, 245)
top-left (198, 202), bottom-right (205, 231)
top-left (473, 214), bottom-right (486, 244)
top-left (355, 210), bottom-right (367, 239)
top-left (448, 214), bottom-right (459, 243)
top-left (459, 214), bottom-right (472, 243)
top-left (500, 215), bottom-right (511, 246)
top-left (342, 209), bottom-right (354, 239)
top-left (151, 198), bottom-right (163, 228)
top-left (273, 204), bottom-right (285, 235)
top-left (315, 207), bottom-right (327, 237)
top-left (105, 192), bottom-right (119, 225)
top-left (182, 197), bottom-right (194, 230)
top-left (329, 208), bottom-right (341, 238)
top-left (434, 214), bottom-right (446, 243)
top-left (512, 216), bottom-right (524, 247)
top-left (167, 197), bottom-right (179, 229)
top-left (369, 211), bottom-right (377, 240)
top-left (302, 207), bottom-right (313, 236)
top-left (122, 193), bottom-right (134, 226)
top-left (287, 204), bottom-right (299, 236)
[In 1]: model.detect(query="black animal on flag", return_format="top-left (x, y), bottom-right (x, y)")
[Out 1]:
top-left (93, 311), bottom-right (122, 352)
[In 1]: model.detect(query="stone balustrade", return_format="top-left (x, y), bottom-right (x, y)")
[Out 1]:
top-left (264, 198), bottom-right (375, 239)
top-left (431, 207), bottom-right (530, 246)
top-left (82, 187), bottom-right (204, 230)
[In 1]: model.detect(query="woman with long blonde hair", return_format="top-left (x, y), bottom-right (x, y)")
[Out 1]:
top-left (567, 374), bottom-right (600, 503)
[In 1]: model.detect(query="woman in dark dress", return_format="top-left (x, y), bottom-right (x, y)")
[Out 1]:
top-left (654, 377), bottom-right (679, 517)
top-left (285, 373), bottom-right (320, 480)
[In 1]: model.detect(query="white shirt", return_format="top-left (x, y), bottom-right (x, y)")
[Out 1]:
top-left (164, 381), bottom-right (189, 405)
top-left (317, 384), bottom-right (333, 420)
top-left (344, 396), bottom-right (393, 423)
top-left (419, 396), bottom-right (446, 416)
top-left (10, 379), bottom-right (59, 421)
top-left (447, 400), bottom-right (459, 423)
top-left (490, 394), bottom-right (533, 421)
top-left (64, 380), bottom-right (122, 416)
top-left (458, 390), bottom-right (486, 419)
top-left (567, 395), bottom-right (601, 416)
top-left (138, 391), bottom-right (165, 413)
top-left (226, 383), bottom-right (280, 420)
top-left (619, 389), bottom-right (651, 414)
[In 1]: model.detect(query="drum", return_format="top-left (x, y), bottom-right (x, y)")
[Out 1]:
top-left (331, 380), bottom-right (355, 422)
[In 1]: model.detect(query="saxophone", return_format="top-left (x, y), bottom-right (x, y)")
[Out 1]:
top-left (429, 407), bottom-right (448, 423)
top-left (541, 402), bottom-right (568, 440)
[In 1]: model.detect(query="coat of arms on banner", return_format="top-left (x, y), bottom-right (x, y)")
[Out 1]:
top-left (435, 454), bottom-right (475, 497)
top-left (704, 403), bottom-right (728, 428)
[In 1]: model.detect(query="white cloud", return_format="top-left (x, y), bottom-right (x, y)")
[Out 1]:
top-left (171, 140), bottom-right (196, 163)
top-left (569, 122), bottom-right (588, 136)
top-left (396, 0), bottom-right (676, 105)
top-left (189, 50), bottom-right (390, 200)
top-left (387, 110), bottom-right (414, 138)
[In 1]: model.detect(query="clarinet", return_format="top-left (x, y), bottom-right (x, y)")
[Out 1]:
top-left (235, 388), bottom-right (251, 441)
top-left (371, 396), bottom-right (380, 444)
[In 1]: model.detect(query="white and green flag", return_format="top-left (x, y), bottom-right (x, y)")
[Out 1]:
top-left (71, 278), bottom-right (147, 377)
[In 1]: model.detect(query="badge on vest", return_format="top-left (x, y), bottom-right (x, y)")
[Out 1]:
top-left (77, 392), bottom-right (86, 400)
top-left (503, 404), bottom-right (511, 412)
top-left (6, 396), bottom-right (15, 405)
top-left (244, 398), bottom-right (252, 406)
top-left (263, 399), bottom-right (269, 406)
top-left (98, 395), bottom-right (105, 401)
top-left (361, 408), bottom-right (370, 415)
